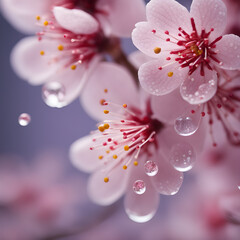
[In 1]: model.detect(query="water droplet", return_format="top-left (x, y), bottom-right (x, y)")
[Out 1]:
top-left (238, 186), bottom-right (240, 190)
top-left (42, 82), bottom-right (66, 108)
top-left (18, 113), bottom-right (31, 126)
top-left (174, 116), bottom-right (198, 136)
top-left (169, 143), bottom-right (196, 172)
top-left (133, 180), bottom-right (146, 195)
top-left (125, 210), bottom-right (155, 223)
top-left (144, 160), bottom-right (158, 176)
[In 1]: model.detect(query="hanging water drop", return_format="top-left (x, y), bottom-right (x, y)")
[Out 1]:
top-left (169, 143), bottom-right (196, 172)
top-left (174, 116), bottom-right (198, 136)
top-left (144, 160), bottom-right (158, 176)
top-left (42, 82), bottom-right (66, 108)
top-left (18, 113), bottom-right (31, 126)
top-left (133, 180), bottom-right (146, 195)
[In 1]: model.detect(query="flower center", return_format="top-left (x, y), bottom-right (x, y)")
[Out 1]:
top-left (152, 18), bottom-right (223, 76)
top-left (90, 99), bottom-right (163, 182)
top-left (36, 17), bottom-right (106, 70)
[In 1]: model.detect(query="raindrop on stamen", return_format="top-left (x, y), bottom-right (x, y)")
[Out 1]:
top-left (133, 180), bottom-right (146, 195)
top-left (42, 82), bottom-right (66, 108)
top-left (169, 143), bottom-right (196, 172)
top-left (174, 116), bottom-right (198, 136)
top-left (18, 113), bottom-right (31, 126)
top-left (144, 160), bottom-right (158, 176)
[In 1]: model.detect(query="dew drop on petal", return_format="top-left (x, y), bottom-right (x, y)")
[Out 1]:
top-left (174, 116), bottom-right (198, 136)
top-left (42, 82), bottom-right (66, 108)
top-left (133, 180), bottom-right (146, 195)
top-left (238, 186), bottom-right (240, 190)
top-left (169, 143), bottom-right (196, 172)
top-left (18, 113), bottom-right (31, 126)
top-left (144, 160), bottom-right (158, 176)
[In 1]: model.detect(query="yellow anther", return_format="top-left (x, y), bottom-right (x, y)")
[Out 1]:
top-left (104, 88), bottom-right (108, 93)
top-left (197, 49), bottom-right (203, 55)
top-left (98, 155), bottom-right (103, 160)
top-left (100, 99), bottom-right (106, 105)
top-left (168, 72), bottom-right (173, 77)
top-left (104, 123), bottom-right (110, 129)
top-left (154, 47), bottom-right (161, 54)
top-left (123, 165), bottom-right (127, 170)
top-left (71, 65), bottom-right (76, 70)
top-left (104, 110), bottom-right (109, 114)
top-left (113, 155), bottom-right (118, 159)
top-left (106, 150), bottom-right (110, 154)
top-left (122, 104), bottom-right (127, 108)
top-left (43, 21), bottom-right (49, 26)
top-left (98, 125), bottom-right (105, 132)
top-left (104, 177), bottom-right (109, 183)
top-left (58, 45), bottom-right (64, 51)
top-left (124, 145), bottom-right (129, 151)
top-left (134, 161), bottom-right (138, 166)
top-left (36, 15), bottom-right (41, 21)
top-left (40, 51), bottom-right (45, 56)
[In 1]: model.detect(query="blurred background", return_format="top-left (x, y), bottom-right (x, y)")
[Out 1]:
top-left (0, 0), bottom-right (239, 239)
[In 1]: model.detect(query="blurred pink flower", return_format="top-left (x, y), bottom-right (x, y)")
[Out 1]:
top-left (0, 0), bottom-right (146, 37)
top-left (70, 62), bottom-right (205, 222)
top-left (223, 0), bottom-right (240, 36)
top-left (132, 0), bottom-right (240, 101)
top-left (0, 152), bottom-right (87, 240)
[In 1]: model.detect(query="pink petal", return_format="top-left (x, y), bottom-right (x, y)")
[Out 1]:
top-left (190, 0), bottom-right (227, 40)
top-left (80, 62), bottom-right (139, 121)
top-left (0, 0), bottom-right (49, 34)
top-left (216, 34), bottom-right (240, 70)
top-left (53, 7), bottom-right (99, 34)
top-left (180, 68), bottom-right (218, 104)
top-left (151, 153), bottom-right (183, 195)
top-left (129, 51), bottom-right (153, 69)
top-left (132, 22), bottom-right (174, 58)
top-left (97, 0), bottom-right (146, 37)
top-left (124, 164), bottom-right (159, 223)
top-left (11, 37), bottom-right (59, 85)
top-left (138, 59), bottom-right (188, 96)
top-left (151, 89), bottom-right (192, 124)
top-left (46, 60), bottom-right (98, 107)
top-left (146, 0), bottom-right (191, 36)
top-left (87, 168), bottom-right (128, 206)
top-left (69, 135), bottom-right (103, 173)
top-left (158, 125), bottom-right (206, 162)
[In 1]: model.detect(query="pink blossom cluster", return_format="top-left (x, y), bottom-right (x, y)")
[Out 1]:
top-left (1, 0), bottom-right (240, 236)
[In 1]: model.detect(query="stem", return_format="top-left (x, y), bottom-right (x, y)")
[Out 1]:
top-left (107, 38), bottom-right (139, 86)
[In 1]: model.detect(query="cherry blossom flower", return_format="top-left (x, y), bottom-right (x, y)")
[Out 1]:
top-left (70, 62), bottom-right (205, 222)
top-left (0, 152), bottom-right (88, 240)
top-left (0, 0), bottom-right (145, 37)
top-left (183, 69), bottom-right (240, 146)
top-left (9, 0), bottom-right (145, 107)
top-left (132, 0), bottom-right (240, 101)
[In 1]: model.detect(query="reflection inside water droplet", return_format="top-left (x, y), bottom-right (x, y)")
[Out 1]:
top-left (42, 82), bottom-right (66, 108)
top-left (174, 116), bottom-right (198, 136)
top-left (133, 180), bottom-right (146, 195)
top-left (169, 142), bottom-right (196, 172)
top-left (144, 160), bottom-right (158, 176)
top-left (18, 113), bottom-right (31, 126)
